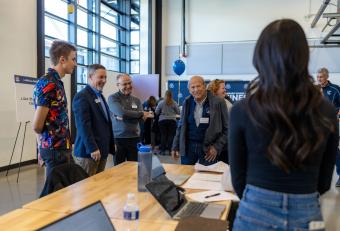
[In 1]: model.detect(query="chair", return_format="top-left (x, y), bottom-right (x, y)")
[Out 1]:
top-left (40, 163), bottom-right (89, 198)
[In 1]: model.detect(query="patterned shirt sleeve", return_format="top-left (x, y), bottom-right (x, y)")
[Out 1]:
top-left (35, 79), bottom-right (56, 108)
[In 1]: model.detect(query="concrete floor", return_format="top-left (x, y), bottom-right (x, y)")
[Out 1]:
top-left (0, 155), bottom-right (339, 230)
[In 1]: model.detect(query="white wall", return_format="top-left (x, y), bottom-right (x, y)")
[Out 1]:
top-left (0, 0), bottom-right (37, 167)
top-left (102, 71), bottom-right (120, 100)
top-left (162, 0), bottom-right (340, 93)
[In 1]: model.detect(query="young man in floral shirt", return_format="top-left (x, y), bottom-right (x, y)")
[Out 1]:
top-left (33, 40), bottom-right (77, 177)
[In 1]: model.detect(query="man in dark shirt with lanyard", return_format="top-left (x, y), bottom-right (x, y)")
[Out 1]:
top-left (33, 40), bottom-right (77, 177)
top-left (317, 67), bottom-right (340, 187)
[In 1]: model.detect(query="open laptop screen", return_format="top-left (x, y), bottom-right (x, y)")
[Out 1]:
top-left (38, 201), bottom-right (115, 231)
top-left (145, 178), bottom-right (186, 217)
top-left (151, 154), bottom-right (166, 179)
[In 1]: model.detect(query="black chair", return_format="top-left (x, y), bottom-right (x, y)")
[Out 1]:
top-left (40, 163), bottom-right (89, 198)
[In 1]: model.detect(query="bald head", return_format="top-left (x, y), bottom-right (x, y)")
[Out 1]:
top-left (189, 76), bottom-right (205, 86)
top-left (116, 73), bottom-right (133, 95)
top-left (188, 76), bottom-right (206, 102)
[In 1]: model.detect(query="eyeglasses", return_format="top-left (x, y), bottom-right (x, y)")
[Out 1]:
top-left (118, 81), bottom-right (132, 87)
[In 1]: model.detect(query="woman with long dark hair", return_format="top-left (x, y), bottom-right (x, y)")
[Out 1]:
top-left (229, 19), bottom-right (338, 230)
top-left (155, 90), bottom-right (180, 155)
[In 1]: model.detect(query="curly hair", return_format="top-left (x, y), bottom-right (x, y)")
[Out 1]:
top-left (207, 79), bottom-right (225, 95)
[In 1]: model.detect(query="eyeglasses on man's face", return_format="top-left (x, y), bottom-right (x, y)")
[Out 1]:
top-left (118, 81), bottom-right (132, 87)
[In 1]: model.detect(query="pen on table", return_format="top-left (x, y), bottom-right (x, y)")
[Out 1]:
top-left (204, 193), bottom-right (221, 198)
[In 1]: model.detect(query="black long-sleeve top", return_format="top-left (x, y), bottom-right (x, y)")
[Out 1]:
top-left (229, 99), bottom-right (338, 199)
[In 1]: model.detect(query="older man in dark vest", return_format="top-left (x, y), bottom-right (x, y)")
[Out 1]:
top-left (171, 76), bottom-right (228, 165)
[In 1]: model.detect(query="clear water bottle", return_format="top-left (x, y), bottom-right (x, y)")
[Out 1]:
top-left (137, 143), bottom-right (152, 192)
top-left (123, 193), bottom-right (139, 231)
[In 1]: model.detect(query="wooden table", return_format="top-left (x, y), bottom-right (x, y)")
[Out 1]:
top-left (0, 208), bottom-right (177, 231)
top-left (3, 162), bottom-right (231, 230)
top-left (0, 208), bottom-right (66, 230)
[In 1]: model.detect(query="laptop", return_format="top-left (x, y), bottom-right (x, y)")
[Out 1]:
top-left (145, 178), bottom-right (226, 220)
top-left (38, 201), bottom-right (115, 231)
top-left (151, 154), bottom-right (166, 179)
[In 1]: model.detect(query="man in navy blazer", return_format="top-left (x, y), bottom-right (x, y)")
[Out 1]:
top-left (72, 64), bottom-right (114, 176)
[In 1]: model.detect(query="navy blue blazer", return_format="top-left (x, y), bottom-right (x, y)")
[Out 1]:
top-left (72, 85), bottom-right (114, 159)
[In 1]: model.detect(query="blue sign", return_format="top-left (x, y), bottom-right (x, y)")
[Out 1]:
top-left (168, 80), bottom-right (249, 106)
top-left (14, 75), bottom-right (38, 85)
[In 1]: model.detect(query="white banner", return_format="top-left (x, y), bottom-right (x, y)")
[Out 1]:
top-left (14, 75), bottom-right (38, 122)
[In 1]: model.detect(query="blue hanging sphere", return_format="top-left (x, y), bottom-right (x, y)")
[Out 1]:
top-left (173, 59), bottom-right (185, 76)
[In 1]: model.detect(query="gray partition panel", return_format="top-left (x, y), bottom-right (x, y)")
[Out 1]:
top-left (222, 43), bottom-right (256, 74)
top-left (187, 44), bottom-right (223, 75)
top-left (165, 43), bottom-right (340, 77)
top-left (165, 46), bottom-right (180, 75)
top-left (309, 47), bottom-right (340, 73)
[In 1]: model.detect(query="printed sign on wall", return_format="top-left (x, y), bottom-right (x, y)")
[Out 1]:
top-left (168, 80), bottom-right (249, 106)
top-left (14, 75), bottom-right (38, 122)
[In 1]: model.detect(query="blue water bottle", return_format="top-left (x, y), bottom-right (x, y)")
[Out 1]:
top-left (137, 143), bottom-right (152, 192)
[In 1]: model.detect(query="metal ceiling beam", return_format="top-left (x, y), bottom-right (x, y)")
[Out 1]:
top-left (311, 0), bottom-right (331, 28)
top-left (321, 20), bottom-right (340, 43)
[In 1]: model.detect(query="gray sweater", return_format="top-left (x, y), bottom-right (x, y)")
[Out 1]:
top-left (155, 100), bottom-right (180, 122)
top-left (107, 91), bottom-right (143, 138)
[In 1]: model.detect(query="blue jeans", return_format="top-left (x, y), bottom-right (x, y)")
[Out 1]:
top-left (181, 142), bottom-right (218, 165)
top-left (233, 185), bottom-right (324, 231)
top-left (40, 149), bottom-right (73, 177)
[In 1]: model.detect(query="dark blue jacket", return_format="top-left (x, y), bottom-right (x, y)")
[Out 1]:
top-left (322, 81), bottom-right (340, 112)
top-left (73, 85), bottom-right (114, 159)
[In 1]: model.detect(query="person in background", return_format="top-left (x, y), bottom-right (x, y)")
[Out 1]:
top-left (171, 76), bottom-right (228, 165)
top-left (108, 74), bottom-right (153, 165)
top-left (317, 67), bottom-right (340, 113)
top-left (151, 97), bottom-right (164, 151)
top-left (317, 67), bottom-right (340, 187)
top-left (32, 40), bottom-right (77, 177)
top-left (229, 19), bottom-right (338, 230)
top-left (72, 64), bottom-right (114, 176)
top-left (141, 96), bottom-right (157, 145)
top-left (155, 90), bottom-right (180, 155)
top-left (207, 79), bottom-right (232, 164)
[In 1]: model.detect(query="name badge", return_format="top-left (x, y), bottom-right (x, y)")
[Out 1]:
top-left (95, 99), bottom-right (101, 104)
top-left (200, 117), bottom-right (209, 124)
top-left (131, 104), bottom-right (138, 109)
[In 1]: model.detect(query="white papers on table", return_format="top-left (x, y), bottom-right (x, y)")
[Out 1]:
top-left (165, 173), bottom-right (191, 186)
top-left (221, 168), bottom-right (234, 192)
top-left (186, 190), bottom-right (239, 202)
top-left (182, 172), bottom-right (224, 191)
top-left (194, 161), bottom-right (228, 173)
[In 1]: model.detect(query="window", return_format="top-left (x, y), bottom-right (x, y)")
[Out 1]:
top-left (100, 4), bottom-right (118, 24)
top-left (43, 0), bottom-right (141, 93)
top-left (44, 16), bottom-right (68, 41)
top-left (130, 0), bottom-right (140, 74)
top-left (45, 0), bottom-right (68, 19)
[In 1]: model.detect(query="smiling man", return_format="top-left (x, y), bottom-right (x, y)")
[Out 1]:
top-left (171, 76), bottom-right (229, 165)
top-left (108, 74), bottom-right (152, 165)
top-left (72, 64), bottom-right (114, 176)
